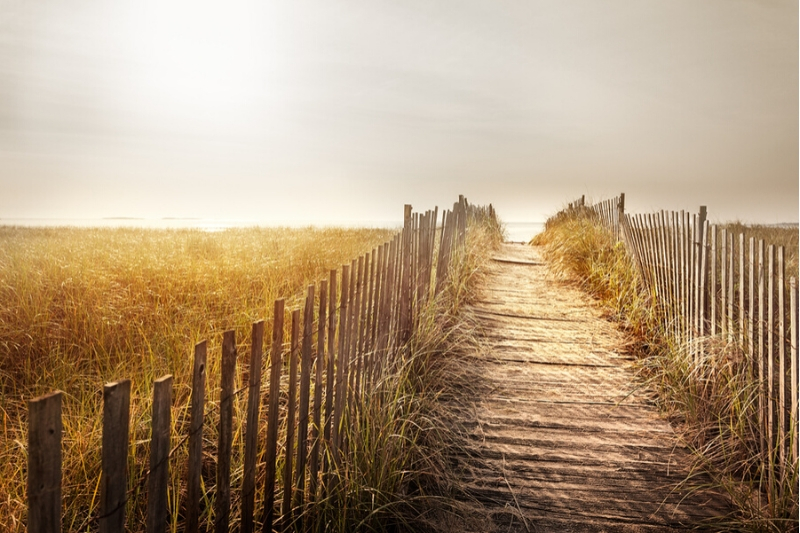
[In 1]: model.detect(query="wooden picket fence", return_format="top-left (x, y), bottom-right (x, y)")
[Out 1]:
top-left (26, 196), bottom-right (495, 533)
top-left (563, 194), bottom-right (798, 512)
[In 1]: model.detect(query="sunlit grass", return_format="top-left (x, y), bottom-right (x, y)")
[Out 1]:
top-left (0, 225), bottom-right (396, 531)
top-left (0, 213), bottom-right (503, 532)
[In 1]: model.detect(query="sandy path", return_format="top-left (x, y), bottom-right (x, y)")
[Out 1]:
top-left (447, 244), bottom-right (732, 532)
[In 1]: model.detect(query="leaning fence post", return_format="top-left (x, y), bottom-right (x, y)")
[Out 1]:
top-left (100, 380), bottom-right (131, 533)
top-left (28, 391), bottom-right (63, 533)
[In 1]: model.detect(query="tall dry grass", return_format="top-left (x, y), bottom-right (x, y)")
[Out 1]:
top-left (0, 225), bottom-right (395, 531)
top-left (533, 208), bottom-right (799, 532)
top-left (0, 212), bottom-right (503, 532)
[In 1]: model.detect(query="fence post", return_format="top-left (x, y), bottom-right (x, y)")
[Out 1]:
top-left (146, 375), bottom-right (172, 533)
top-left (100, 380), bottom-right (130, 533)
top-left (186, 341), bottom-right (206, 533)
top-left (242, 321), bottom-right (264, 533)
top-left (214, 331), bottom-right (237, 533)
top-left (262, 299), bottom-right (285, 533)
top-left (281, 310), bottom-right (301, 530)
top-left (28, 391), bottom-right (63, 533)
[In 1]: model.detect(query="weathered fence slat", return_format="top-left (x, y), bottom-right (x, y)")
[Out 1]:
top-left (295, 286), bottom-right (315, 513)
top-left (28, 391), bottom-right (63, 533)
top-left (281, 310), bottom-right (301, 530)
top-left (777, 246), bottom-right (786, 486)
top-left (791, 277), bottom-right (798, 470)
top-left (100, 380), bottom-right (130, 533)
top-left (241, 321), bottom-right (264, 533)
top-left (309, 279), bottom-right (328, 500)
top-left (186, 341), bottom-right (206, 533)
top-left (214, 330), bottom-right (237, 533)
top-left (262, 299), bottom-right (285, 533)
top-left (322, 270), bottom-right (337, 495)
top-left (146, 375), bottom-right (172, 533)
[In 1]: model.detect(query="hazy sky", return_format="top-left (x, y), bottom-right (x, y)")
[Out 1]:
top-left (0, 0), bottom-right (797, 224)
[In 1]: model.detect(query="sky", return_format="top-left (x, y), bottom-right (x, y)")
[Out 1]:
top-left (0, 0), bottom-right (797, 225)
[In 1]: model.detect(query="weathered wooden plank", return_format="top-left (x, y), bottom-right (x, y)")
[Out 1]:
top-left (791, 277), bottom-right (798, 470)
top-left (281, 310), bottom-right (301, 529)
top-left (214, 330), bottom-right (237, 533)
top-left (100, 380), bottom-right (130, 533)
top-left (777, 246), bottom-right (786, 485)
top-left (699, 220), bottom-right (708, 337)
top-left (241, 321), bottom-right (264, 533)
top-left (330, 264), bottom-right (349, 463)
top-left (186, 341), bottom-right (206, 533)
top-left (322, 270), bottom-right (337, 494)
top-left (767, 244), bottom-right (775, 488)
top-left (721, 228), bottom-right (728, 339)
top-left (728, 231), bottom-right (735, 342)
top-left (758, 240), bottom-right (766, 457)
top-left (146, 375), bottom-right (172, 533)
top-left (295, 286), bottom-right (315, 512)
top-left (710, 225), bottom-right (717, 337)
top-left (739, 233), bottom-right (745, 347)
top-left (28, 391), bottom-right (63, 533)
top-left (262, 299), bottom-right (284, 533)
top-left (749, 238), bottom-right (756, 377)
top-left (309, 279), bottom-right (328, 500)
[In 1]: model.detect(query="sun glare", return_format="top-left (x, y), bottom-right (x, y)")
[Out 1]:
top-left (122, 0), bottom-right (277, 120)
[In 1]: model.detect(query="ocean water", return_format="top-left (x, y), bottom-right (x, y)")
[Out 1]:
top-left (504, 222), bottom-right (545, 243)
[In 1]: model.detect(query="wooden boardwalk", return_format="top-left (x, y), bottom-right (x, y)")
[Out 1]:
top-left (447, 244), bottom-right (733, 532)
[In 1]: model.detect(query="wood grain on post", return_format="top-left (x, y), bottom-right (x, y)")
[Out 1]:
top-left (28, 391), bottom-right (63, 533)
top-left (186, 342), bottom-right (206, 533)
top-left (758, 240), bottom-right (766, 457)
top-left (146, 375), bottom-right (172, 533)
top-left (791, 277), bottom-right (798, 469)
top-left (241, 321), bottom-right (264, 533)
top-left (281, 310), bottom-right (301, 530)
top-left (739, 233), bottom-right (746, 348)
top-left (345, 259), bottom-right (358, 419)
top-left (323, 271), bottom-right (337, 489)
top-left (262, 299), bottom-right (284, 533)
top-left (352, 256), bottom-right (365, 408)
top-left (710, 226), bottom-right (717, 337)
top-left (214, 330), bottom-right (237, 533)
top-left (331, 265), bottom-right (349, 471)
top-left (100, 380), bottom-right (130, 533)
top-left (699, 220), bottom-right (709, 338)
top-left (728, 232), bottom-right (735, 342)
top-left (692, 214), bottom-right (699, 348)
top-left (365, 248), bottom-right (376, 374)
top-left (370, 245), bottom-right (383, 358)
top-left (777, 246), bottom-right (786, 484)
top-left (749, 238), bottom-right (756, 376)
top-left (679, 212), bottom-right (688, 343)
top-left (721, 228), bottom-right (728, 339)
top-left (767, 244), bottom-right (775, 482)
top-left (295, 286), bottom-right (315, 511)
top-left (661, 212), bottom-right (672, 326)
top-left (671, 213), bottom-right (681, 342)
top-left (309, 279), bottom-right (328, 500)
